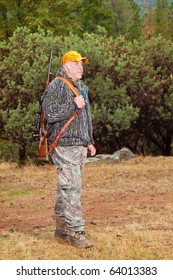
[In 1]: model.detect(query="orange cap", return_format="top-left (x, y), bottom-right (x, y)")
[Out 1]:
top-left (61, 51), bottom-right (89, 65)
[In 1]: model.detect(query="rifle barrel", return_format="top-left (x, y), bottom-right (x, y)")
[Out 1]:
top-left (48, 49), bottom-right (53, 78)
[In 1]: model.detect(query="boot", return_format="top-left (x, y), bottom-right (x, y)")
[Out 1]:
top-left (54, 220), bottom-right (68, 240)
top-left (54, 221), bottom-right (93, 249)
top-left (54, 229), bottom-right (68, 240)
top-left (67, 231), bottom-right (94, 249)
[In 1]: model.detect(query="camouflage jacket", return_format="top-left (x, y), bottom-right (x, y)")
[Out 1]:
top-left (43, 68), bottom-right (94, 147)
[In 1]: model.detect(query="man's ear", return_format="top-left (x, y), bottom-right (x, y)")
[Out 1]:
top-left (63, 62), bottom-right (71, 72)
top-left (63, 64), bottom-right (68, 72)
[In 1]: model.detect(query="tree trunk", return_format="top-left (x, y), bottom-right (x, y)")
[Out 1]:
top-left (163, 131), bottom-right (172, 156)
top-left (19, 142), bottom-right (26, 166)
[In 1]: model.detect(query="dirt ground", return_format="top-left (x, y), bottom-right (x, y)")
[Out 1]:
top-left (1, 157), bottom-right (173, 233)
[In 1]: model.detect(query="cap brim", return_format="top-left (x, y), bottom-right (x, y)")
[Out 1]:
top-left (77, 57), bottom-right (89, 63)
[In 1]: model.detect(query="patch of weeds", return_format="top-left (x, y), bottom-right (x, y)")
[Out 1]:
top-left (98, 245), bottom-right (115, 256)
top-left (1, 188), bottom-right (44, 196)
top-left (9, 227), bottom-right (20, 232)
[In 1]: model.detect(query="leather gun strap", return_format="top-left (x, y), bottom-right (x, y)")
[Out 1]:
top-left (56, 76), bottom-right (80, 96)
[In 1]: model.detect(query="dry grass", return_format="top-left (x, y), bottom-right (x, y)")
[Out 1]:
top-left (0, 156), bottom-right (173, 260)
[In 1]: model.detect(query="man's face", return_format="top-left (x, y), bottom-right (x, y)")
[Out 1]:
top-left (64, 61), bottom-right (84, 81)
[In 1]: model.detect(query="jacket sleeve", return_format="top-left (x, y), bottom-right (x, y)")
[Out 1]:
top-left (85, 91), bottom-right (95, 145)
top-left (43, 79), bottom-right (78, 123)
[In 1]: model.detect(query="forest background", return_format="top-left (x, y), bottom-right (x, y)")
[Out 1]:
top-left (0, 0), bottom-right (173, 164)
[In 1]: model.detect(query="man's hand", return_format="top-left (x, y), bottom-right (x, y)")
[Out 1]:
top-left (74, 96), bottom-right (85, 108)
top-left (87, 144), bottom-right (96, 156)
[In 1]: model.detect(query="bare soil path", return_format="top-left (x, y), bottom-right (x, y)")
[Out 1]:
top-left (1, 157), bottom-right (173, 234)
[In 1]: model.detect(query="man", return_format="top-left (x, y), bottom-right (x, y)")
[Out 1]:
top-left (43, 51), bottom-right (96, 248)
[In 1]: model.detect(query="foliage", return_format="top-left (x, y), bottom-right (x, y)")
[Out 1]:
top-left (78, 0), bottom-right (115, 37)
top-left (0, 27), bottom-right (61, 163)
top-left (1, 0), bottom-right (173, 43)
top-left (0, 0), bottom-right (147, 41)
top-left (30, 0), bottom-right (82, 36)
top-left (106, 0), bottom-right (142, 40)
top-left (0, 0), bottom-right (81, 40)
top-left (111, 35), bottom-right (173, 155)
top-left (134, 0), bottom-right (173, 14)
top-left (152, 0), bottom-right (173, 39)
top-left (141, 0), bottom-right (173, 40)
top-left (1, 26), bottom-right (173, 163)
top-left (0, 27), bottom-right (139, 161)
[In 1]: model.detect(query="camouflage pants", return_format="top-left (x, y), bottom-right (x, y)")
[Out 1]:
top-left (51, 146), bottom-right (87, 232)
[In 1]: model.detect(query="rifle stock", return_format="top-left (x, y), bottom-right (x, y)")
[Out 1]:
top-left (37, 49), bottom-right (53, 161)
top-left (37, 110), bottom-right (49, 161)
top-left (38, 135), bottom-right (49, 161)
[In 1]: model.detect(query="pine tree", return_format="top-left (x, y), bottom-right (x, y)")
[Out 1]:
top-left (143, 0), bottom-right (154, 38)
top-left (152, 0), bottom-right (172, 39)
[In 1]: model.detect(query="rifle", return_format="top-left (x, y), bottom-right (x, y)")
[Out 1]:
top-left (37, 49), bottom-right (53, 161)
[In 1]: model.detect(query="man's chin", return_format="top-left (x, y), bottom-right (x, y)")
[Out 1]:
top-left (77, 74), bottom-right (82, 79)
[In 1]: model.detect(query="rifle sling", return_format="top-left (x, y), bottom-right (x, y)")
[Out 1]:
top-left (49, 76), bottom-right (82, 154)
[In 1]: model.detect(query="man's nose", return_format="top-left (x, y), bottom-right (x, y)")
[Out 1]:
top-left (78, 64), bottom-right (83, 70)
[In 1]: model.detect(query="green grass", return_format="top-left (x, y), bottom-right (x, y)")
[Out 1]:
top-left (1, 187), bottom-right (43, 196)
